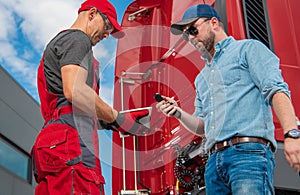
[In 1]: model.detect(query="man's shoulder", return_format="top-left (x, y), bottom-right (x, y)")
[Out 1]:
top-left (235, 38), bottom-right (264, 47)
top-left (47, 29), bottom-right (90, 50)
top-left (55, 29), bottom-right (88, 42)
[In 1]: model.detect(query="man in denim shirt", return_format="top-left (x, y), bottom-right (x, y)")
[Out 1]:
top-left (156, 4), bottom-right (300, 194)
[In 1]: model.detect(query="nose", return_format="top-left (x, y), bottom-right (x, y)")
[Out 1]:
top-left (188, 33), bottom-right (196, 40)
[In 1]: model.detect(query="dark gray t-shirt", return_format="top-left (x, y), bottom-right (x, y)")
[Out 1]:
top-left (43, 29), bottom-right (94, 94)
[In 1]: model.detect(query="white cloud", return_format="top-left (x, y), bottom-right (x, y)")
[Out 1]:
top-left (99, 85), bottom-right (114, 106)
top-left (0, 41), bottom-right (30, 74)
top-left (93, 43), bottom-right (110, 59)
top-left (0, 0), bottom-right (121, 105)
top-left (0, 3), bottom-right (17, 40)
top-left (0, 1), bottom-right (105, 98)
top-left (0, 1), bottom-right (81, 94)
top-left (15, 0), bottom-right (81, 51)
top-left (93, 38), bottom-right (118, 85)
top-left (93, 37), bottom-right (117, 61)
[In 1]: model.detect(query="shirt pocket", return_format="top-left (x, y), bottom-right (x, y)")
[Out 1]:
top-left (218, 61), bottom-right (241, 86)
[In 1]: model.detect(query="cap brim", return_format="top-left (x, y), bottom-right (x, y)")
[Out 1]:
top-left (106, 16), bottom-right (124, 39)
top-left (170, 17), bottom-right (198, 35)
top-left (111, 30), bottom-right (125, 39)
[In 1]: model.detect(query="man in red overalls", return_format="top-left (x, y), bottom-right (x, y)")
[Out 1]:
top-left (32, 0), bottom-right (150, 194)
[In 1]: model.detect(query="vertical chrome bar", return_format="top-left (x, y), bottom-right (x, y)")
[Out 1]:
top-left (133, 136), bottom-right (137, 191)
top-left (120, 77), bottom-right (126, 190)
top-left (122, 135), bottom-right (126, 190)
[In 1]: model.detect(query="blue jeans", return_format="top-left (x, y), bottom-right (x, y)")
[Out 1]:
top-left (205, 142), bottom-right (275, 195)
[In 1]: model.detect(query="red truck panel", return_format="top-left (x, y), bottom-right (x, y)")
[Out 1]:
top-left (266, 0), bottom-right (300, 141)
top-left (112, 1), bottom-right (212, 194)
top-left (112, 0), bottom-right (300, 193)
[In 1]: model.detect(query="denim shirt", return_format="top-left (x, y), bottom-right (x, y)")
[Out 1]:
top-left (193, 36), bottom-right (290, 152)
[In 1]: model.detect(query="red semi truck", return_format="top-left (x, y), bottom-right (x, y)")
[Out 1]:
top-left (111, 0), bottom-right (300, 194)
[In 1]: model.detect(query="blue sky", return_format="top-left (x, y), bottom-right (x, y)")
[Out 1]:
top-left (0, 0), bottom-right (133, 104)
top-left (0, 0), bottom-right (133, 194)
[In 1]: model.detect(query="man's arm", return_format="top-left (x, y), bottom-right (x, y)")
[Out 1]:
top-left (156, 96), bottom-right (205, 135)
top-left (61, 64), bottom-right (118, 123)
top-left (272, 92), bottom-right (300, 172)
top-left (61, 64), bottom-right (151, 136)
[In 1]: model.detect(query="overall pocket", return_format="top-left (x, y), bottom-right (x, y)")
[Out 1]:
top-left (71, 166), bottom-right (105, 195)
top-left (35, 124), bottom-right (81, 172)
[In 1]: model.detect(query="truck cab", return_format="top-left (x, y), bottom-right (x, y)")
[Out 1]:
top-left (111, 0), bottom-right (300, 194)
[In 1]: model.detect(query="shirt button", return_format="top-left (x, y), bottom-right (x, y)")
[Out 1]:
top-left (211, 70), bottom-right (215, 73)
top-left (211, 111), bottom-right (214, 115)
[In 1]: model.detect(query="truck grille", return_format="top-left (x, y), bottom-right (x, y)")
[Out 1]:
top-left (242, 0), bottom-right (273, 49)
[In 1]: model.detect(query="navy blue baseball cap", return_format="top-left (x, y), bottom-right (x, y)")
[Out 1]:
top-left (170, 4), bottom-right (221, 35)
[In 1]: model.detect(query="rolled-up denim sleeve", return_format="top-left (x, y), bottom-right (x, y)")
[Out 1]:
top-left (262, 81), bottom-right (290, 105)
top-left (244, 40), bottom-right (290, 105)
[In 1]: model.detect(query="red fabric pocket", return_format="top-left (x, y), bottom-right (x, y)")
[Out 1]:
top-left (35, 124), bottom-right (81, 172)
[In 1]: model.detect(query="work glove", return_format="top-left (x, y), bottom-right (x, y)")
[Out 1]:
top-left (99, 109), bottom-right (151, 136)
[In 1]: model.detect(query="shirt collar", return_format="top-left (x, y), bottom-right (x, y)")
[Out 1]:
top-left (215, 36), bottom-right (235, 52)
top-left (201, 36), bottom-right (235, 63)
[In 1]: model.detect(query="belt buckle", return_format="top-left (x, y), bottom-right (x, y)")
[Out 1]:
top-left (223, 140), bottom-right (230, 148)
top-left (216, 140), bottom-right (229, 152)
top-left (210, 139), bottom-right (230, 155)
top-left (214, 143), bottom-right (219, 151)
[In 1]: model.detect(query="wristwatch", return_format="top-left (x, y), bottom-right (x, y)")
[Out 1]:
top-left (284, 129), bottom-right (300, 139)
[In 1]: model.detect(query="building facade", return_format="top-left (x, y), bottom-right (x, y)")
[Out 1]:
top-left (0, 65), bottom-right (42, 195)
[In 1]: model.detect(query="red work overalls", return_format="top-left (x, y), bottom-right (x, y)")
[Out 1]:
top-left (32, 55), bottom-right (105, 195)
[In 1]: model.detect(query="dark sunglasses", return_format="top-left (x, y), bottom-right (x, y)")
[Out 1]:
top-left (89, 7), bottom-right (114, 33)
top-left (182, 26), bottom-right (198, 41)
top-left (182, 18), bottom-right (211, 41)
top-left (98, 11), bottom-right (114, 32)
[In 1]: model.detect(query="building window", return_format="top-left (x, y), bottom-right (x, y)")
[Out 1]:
top-left (0, 136), bottom-right (31, 183)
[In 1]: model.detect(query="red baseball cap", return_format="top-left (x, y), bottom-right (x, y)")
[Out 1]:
top-left (78, 0), bottom-right (124, 38)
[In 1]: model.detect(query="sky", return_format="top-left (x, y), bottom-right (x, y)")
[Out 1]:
top-left (0, 0), bottom-right (133, 194)
top-left (0, 0), bottom-right (132, 104)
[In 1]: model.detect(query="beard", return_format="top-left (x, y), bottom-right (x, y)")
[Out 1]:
top-left (202, 30), bottom-right (215, 53)
top-left (190, 30), bottom-right (215, 60)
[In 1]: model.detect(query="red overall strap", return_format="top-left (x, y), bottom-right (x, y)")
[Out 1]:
top-left (37, 53), bottom-right (59, 124)
top-left (52, 106), bottom-right (73, 121)
top-left (37, 52), bottom-right (74, 124)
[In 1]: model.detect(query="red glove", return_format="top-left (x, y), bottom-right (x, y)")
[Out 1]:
top-left (99, 110), bottom-right (151, 135)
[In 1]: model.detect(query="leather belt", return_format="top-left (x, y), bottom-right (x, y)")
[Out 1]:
top-left (209, 136), bottom-right (274, 154)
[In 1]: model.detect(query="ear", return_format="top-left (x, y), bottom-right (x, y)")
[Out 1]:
top-left (210, 17), bottom-right (220, 29)
top-left (88, 7), bottom-right (98, 21)
top-left (211, 17), bottom-right (218, 25)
